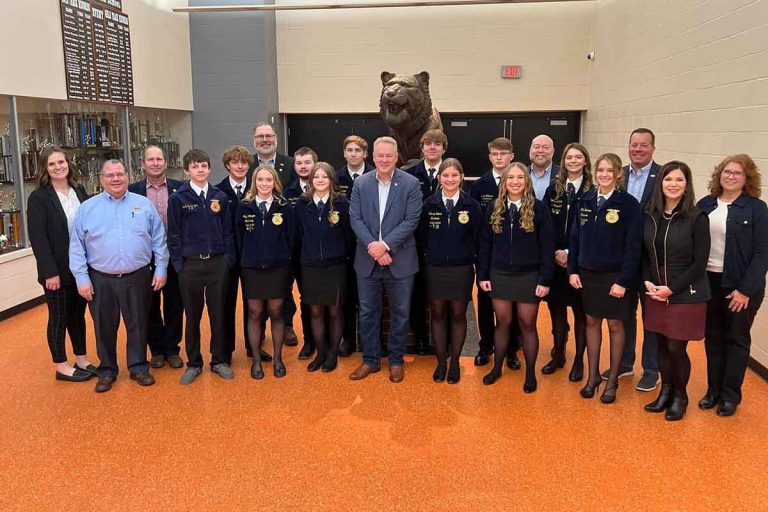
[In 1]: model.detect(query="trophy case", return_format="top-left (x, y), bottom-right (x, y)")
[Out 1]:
top-left (128, 107), bottom-right (190, 182)
top-left (0, 97), bottom-right (22, 254)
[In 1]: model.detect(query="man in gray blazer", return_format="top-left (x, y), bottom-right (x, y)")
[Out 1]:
top-left (349, 136), bottom-right (423, 383)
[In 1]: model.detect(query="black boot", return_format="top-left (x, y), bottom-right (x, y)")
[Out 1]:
top-left (541, 352), bottom-right (566, 375)
top-left (644, 384), bottom-right (673, 413)
top-left (665, 394), bottom-right (688, 421)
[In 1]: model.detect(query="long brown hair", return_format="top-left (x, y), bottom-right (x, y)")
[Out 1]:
top-left (646, 161), bottom-right (698, 216)
top-left (36, 146), bottom-right (81, 189)
top-left (593, 153), bottom-right (624, 192)
top-left (438, 158), bottom-right (464, 191)
top-left (554, 143), bottom-right (593, 199)
top-left (490, 162), bottom-right (536, 233)
top-left (708, 154), bottom-right (761, 198)
top-left (244, 165), bottom-right (284, 203)
top-left (305, 161), bottom-right (342, 219)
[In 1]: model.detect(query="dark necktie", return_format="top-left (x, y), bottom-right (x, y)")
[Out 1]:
top-left (259, 201), bottom-right (267, 217)
top-left (303, 184), bottom-right (309, 193)
top-left (495, 176), bottom-right (500, 186)
top-left (352, 173), bottom-right (358, 181)
top-left (597, 196), bottom-right (606, 209)
top-left (199, 190), bottom-right (206, 203)
top-left (236, 185), bottom-right (243, 200)
top-left (428, 168), bottom-right (437, 184)
top-left (508, 203), bottom-right (518, 223)
top-left (446, 198), bottom-right (454, 214)
top-left (567, 183), bottom-right (576, 201)
top-left (317, 200), bottom-right (324, 212)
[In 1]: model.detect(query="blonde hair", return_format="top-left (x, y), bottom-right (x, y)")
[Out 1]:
top-left (244, 165), bottom-right (284, 202)
top-left (490, 162), bottom-right (536, 233)
top-left (305, 162), bottom-right (342, 222)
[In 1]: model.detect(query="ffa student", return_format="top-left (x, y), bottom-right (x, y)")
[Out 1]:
top-left (568, 153), bottom-right (642, 404)
top-left (541, 143), bottom-right (593, 381)
top-left (416, 158), bottom-right (482, 384)
top-left (478, 162), bottom-right (555, 392)
top-left (294, 162), bottom-right (355, 373)
top-left (642, 161), bottom-right (710, 421)
top-left (697, 154), bottom-right (768, 417)
top-left (237, 165), bottom-right (294, 379)
top-left (168, 149), bottom-right (237, 385)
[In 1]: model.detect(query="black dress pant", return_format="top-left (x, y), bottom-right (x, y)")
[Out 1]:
top-left (409, 262), bottom-right (429, 345)
top-left (43, 285), bottom-right (87, 363)
top-left (343, 261), bottom-right (359, 350)
top-left (178, 255), bottom-right (228, 368)
top-left (89, 266), bottom-right (152, 378)
top-left (147, 263), bottom-right (183, 357)
top-left (477, 288), bottom-right (519, 355)
top-left (704, 272), bottom-right (763, 404)
top-left (223, 263), bottom-right (250, 360)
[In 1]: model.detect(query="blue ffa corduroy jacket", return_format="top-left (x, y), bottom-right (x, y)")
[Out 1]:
top-left (477, 199), bottom-right (555, 285)
top-left (236, 197), bottom-right (294, 269)
top-left (416, 191), bottom-right (482, 266)
top-left (167, 182), bottom-right (235, 273)
top-left (469, 171), bottom-right (500, 213)
top-left (567, 188), bottom-right (642, 287)
top-left (543, 180), bottom-right (591, 251)
top-left (294, 195), bottom-right (355, 267)
top-left (697, 193), bottom-right (768, 297)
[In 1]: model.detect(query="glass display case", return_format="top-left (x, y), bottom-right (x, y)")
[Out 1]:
top-left (128, 107), bottom-right (189, 181)
top-left (0, 96), bottom-right (22, 254)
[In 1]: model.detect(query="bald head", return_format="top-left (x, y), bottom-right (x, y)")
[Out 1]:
top-left (529, 134), bottom-right (555, 171)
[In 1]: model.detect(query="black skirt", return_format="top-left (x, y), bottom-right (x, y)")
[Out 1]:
top-left (426, 264), bottom-right (474, 302)
top-left (489, 269), bottom-right (540, 304)
top-left (580, 269), bottom-right (630, 320)
top-left (301, 264), bottom-right (346, 306)
top-left (242, 266), bottom-right (293, 300)
top-left (545, 266), bottom-right (581, 306)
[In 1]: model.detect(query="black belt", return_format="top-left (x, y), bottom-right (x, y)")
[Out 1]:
top-left (90, 265), bottom-right (149, 278)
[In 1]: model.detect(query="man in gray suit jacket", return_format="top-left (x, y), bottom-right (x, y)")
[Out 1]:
top-left (349, 136), bottom-right (423, 383)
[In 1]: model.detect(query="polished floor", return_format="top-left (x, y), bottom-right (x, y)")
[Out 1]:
top-left (1, 299), bottom-right (767, 512)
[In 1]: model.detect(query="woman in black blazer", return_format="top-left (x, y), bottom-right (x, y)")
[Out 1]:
top-left (696, 154), bottom-right (768, 417)
top-left (27, 146), bottom-right (95, 382)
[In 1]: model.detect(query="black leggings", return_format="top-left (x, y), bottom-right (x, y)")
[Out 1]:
top-left (309, 296), bottom-right (344, 360)
top-left (585, 315), bottom-right (624, 387)
top-left (657, 336), bottom-right (690, 397)
top-left (492, 299), bottom-right (539, 382)
top-left (429, 300), bottom-right (467, 367)
top-left (248, 299), bottom-right (284, 364)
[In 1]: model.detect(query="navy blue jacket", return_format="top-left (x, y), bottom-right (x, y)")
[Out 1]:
top-left (622, 161), bottom-right (660, 207)
top-left (469, 172), bottom-right (500, 213)
top-left (478, 199), bottom-right (555, 285)
top-left (236, 198), bottom-right (294, 269)
top-left (167, 183), bottom-right (236, 273)
top-left (247, 153), bottom-right (296, 189)
top-left (697, 193), bottom-right (768, 297)
top-left (336, 163), bottom-right (375, 199)
top-left (408, 160), bottom-right (441, 199)
top-left (294, 195), bottom-right (355, 267)
top-left (215, 176), bottom-right (247, 254)
top-left (416, 191), bottom-right (482, 267)
top-left (283, 179), bottom-right (308, 207)
top-left (567, 188), bottom-right (642, 287)
top-left (128, 177), bottom-right (184, 198)
top-left (543, 180), bottom-right (591, 251)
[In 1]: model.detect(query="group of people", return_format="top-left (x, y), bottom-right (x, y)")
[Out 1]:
top-left (27, 122), bottom-right (767, 421)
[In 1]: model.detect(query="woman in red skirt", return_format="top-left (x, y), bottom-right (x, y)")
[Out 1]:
top-left (641, 161), bottom-right (710, 421)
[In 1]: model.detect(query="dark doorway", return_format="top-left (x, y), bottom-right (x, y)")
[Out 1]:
top-left (286, 111), bottom-right (581, 176)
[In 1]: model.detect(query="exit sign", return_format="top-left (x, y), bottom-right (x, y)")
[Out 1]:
top-left (501, 65), bottom-right (523, 79)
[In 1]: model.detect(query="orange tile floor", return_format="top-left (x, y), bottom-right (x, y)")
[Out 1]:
top-left (1, 299), bottom-right (767, 512)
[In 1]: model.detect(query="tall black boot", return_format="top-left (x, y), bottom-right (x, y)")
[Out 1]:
top-left (644, 384), bottom-right (673, 413)
top-left (665, 393), bottom-right (689, 421)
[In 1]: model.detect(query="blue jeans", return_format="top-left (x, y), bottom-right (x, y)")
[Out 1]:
top-left (622, 288), bottom-right (659, 375)
top-left (357, 265), bottom-right (414, 368)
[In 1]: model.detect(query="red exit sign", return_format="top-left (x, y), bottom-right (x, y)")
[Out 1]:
top-left (501, 65), bottom-right (523, 79)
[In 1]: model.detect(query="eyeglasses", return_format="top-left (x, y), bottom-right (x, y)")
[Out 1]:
top-left (490, 152), bottom-right (511, 158)
top-left (254, 134), bottom-right (276, 140)
top-left (101, 173), bottom-right (127, 180)
top-left (722, 169), bottom-right (745, 177)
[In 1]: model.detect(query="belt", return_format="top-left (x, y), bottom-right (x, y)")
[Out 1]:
top-left (90, 265), bottom-right (149, 278)
top-left (185, 253), bottom-right (223, 260)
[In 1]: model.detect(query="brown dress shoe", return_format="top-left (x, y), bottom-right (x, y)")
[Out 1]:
top-left (349, 363), bottom-right (380, 381)
top-left (389, 365), bottom-right (404, 383)
top-left (95, 376), bottom-right (116, 393)
top-left (150, 355), bottom-right (166, 368)
top-left (166, 355), bottom-right (184, 369)
top-left (130, 372), bottom-right (156, 386)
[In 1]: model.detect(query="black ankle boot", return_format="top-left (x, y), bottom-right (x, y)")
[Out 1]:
top-left (665, 394), bottom-right (688, 421)
top-left (644, 384), bottom-right (673, 413)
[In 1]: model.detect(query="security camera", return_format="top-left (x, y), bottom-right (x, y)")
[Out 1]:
top-left (586, 51), bottom-right (596, 61)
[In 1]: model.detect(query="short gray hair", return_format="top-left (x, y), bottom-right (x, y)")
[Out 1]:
top-left (373, 136), bottom-right (397, 152)
top-left (100, 159), bottom-right (125, 174)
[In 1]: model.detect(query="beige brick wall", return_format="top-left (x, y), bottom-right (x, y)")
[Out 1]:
top-left (276, 0), bottom-right (594, 113)
top-left (583, 0), bottom-right (768, 366)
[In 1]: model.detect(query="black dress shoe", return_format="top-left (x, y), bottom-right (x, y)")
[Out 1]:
top-left (447, 364), bottom-right (460, 384)
top-left (75, 364), bottom-right (99, 376)
top-left (506, 353), bottom-right (521, 371)
top-left (56, 368), bottom-right (92, 382)
top-left (568, 361), bottom-right (584, 382)
top-left (698, 391), bottom-right (720, 410)
top-left (321, 356), bottom-right (338, 373)
top-left (307, 355), bottom-right (324, 372)
top-left (600, 382), bottom-right (618, 404)
top-left (541, 356), bottom-right (565, 375)
top-left (95, 376), bottom-right (116, 393)
top-left (259, 349), bottom-right (273, 362)
top-left (298, 343), bottom-right (315, 360)
top-left (474, 350), bottom-right (490, 367)
top-left (414, 338), bottom-right (427, 356)
top-left (130, 372), bottom-right (155, 386)
top-left (523, 378), bottom-right (537, 394)
top-left (482, 368), bottom-right (502, 385)
top-left (665, 395), bottom-right (688, 421)
top-left (716, 400), bottom-right (737, 417)
top-left (433, 364), bottom-right (447, 383)
top-left (338, 339), bottom-right (354, 357)
top-left (250, 361), bottom-right (264, 380)
top-left (166, 355), bottom-right (184, 369)
top-left (273, 361), bottom-right (287, 378)
top-left (645, 384), bottom-right (673, 413)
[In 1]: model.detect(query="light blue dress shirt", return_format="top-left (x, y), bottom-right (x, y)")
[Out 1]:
top-left (530, 163), bottom-right (552, 200)
top-left (69, 191), bottom-right (169, 286)
top-left (626, 161), bottom-right (653, 202)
